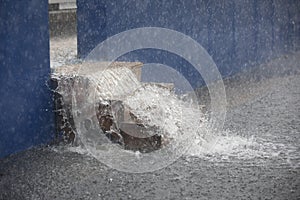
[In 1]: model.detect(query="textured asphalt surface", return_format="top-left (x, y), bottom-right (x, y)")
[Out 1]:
top-left (0, 39), bottom-right (299, 199)
top-left (0, 147), bottom-right (299, 200)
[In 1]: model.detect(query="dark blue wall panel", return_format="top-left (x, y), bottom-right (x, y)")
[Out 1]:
top-left (77, 0), bottom-right (300, 87)
top-left (0, 0), bottom-right (54, 158)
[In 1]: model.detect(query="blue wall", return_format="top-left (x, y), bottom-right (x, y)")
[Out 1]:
top-left (77, 0), bottom-right (300, 88)
top-left (0, 0), bottom-right (54, 158)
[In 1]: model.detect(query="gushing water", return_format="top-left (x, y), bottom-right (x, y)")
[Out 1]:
top-left (88, 67), bottom-right (207, 154)
top-left (54, 62), bottom-right (299, 169)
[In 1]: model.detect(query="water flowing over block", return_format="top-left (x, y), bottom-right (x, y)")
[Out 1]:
top-left (51, 61), bottom-right (162, 152)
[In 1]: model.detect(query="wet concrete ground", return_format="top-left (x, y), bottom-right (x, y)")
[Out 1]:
top-left (0, 37), bottom-right (299, 199)
top-left (0, 147), bottom-right (299, 200)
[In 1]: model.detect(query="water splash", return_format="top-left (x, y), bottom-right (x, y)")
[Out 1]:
top-left (54, 63), bottom-right (299, 170)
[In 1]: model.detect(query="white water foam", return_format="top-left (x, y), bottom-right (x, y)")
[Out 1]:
top-left (123, 84), bottom-right (205, 140)
top-left (187, 133), bottom-right (270, 160)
